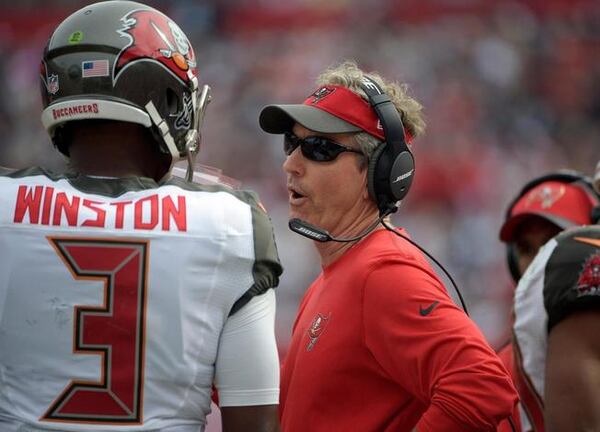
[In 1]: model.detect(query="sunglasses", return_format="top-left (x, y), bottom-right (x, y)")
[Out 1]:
top-left (284, 132), bottom-right (363, 162)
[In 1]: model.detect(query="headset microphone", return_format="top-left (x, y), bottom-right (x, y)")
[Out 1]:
top-left (289, 210), bottom-right (393, 243)
top-left (288, 219), bottom-right (331, 242)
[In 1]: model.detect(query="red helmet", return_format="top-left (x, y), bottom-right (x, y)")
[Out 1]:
top-left (40, 0), bottom-right (209, 167)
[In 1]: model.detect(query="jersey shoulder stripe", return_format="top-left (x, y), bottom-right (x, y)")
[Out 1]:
top-left (163, 177), bottom-right (283, 313)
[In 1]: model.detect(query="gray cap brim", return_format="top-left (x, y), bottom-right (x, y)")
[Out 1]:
top-left (259, 104), bottom-right (362, 135)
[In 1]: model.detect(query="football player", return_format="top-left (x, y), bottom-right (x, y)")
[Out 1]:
top-left (498, 170), bottom-right (600, 431)
top-left (510, 165), bottom-right (600, 431)
top-left (0, 2), bottom-right (282, 432)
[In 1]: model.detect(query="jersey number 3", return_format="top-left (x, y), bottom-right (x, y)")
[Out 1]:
top-left (42, 237), bottom-right (148, 425)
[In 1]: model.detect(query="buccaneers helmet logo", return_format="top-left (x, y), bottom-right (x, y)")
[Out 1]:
top-left (116, 9), bottom-right (197, 84)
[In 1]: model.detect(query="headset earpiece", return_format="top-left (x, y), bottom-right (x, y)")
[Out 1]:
top-left (359, 76), bottom-right (414, 215)
top-left (390, 150), bottom-right (415, 200)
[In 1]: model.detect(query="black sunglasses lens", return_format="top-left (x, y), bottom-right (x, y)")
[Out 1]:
top-left (284, 133), bottom-right (350, 162)
top-left (284, 133), bottom-right (299, 156)
top-left (302, 137), bottom-right (338, 162)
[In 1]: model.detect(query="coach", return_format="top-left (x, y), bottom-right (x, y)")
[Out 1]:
top-left (259, 61), bottom-right (518, 432)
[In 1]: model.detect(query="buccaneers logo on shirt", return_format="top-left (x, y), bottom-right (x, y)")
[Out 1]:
top-left (307, 312), bottom-right (331, 351)
top-left (116, 9), bottom-right (197, 84)
top-left (574, 252), bottom-right (600, 298)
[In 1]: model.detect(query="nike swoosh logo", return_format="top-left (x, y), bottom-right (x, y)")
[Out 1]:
top-left (419, 301), bottom-right (440, 316)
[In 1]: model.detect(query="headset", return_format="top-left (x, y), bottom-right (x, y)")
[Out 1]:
top-left (504, 170), bottom-right (600, 283)
top-left (360, 76), bottom-right (415, 215)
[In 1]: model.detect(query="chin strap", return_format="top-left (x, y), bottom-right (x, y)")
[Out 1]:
top-left (145, 74), bottom-right (212, 181)
top-left (185, 78), bottom-right (211, 182)
top-left (145, 100), bottom-right (180, 175)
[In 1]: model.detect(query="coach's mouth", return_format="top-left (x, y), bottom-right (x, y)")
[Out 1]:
top-left (288, 185), bottom-right (307, 205)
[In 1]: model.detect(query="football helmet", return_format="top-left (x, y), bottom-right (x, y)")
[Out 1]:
top-left (40, 0), bottom-right (210, 173)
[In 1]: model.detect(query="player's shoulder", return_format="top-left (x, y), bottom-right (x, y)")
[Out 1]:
top-left (546, 225), bottom-right (600, 276)
top-left (0, 165), bottom-right (19, 177)
top-left (543, 224), bottom-right (600, 331)
top-left (162, 175), bottom-right (263, 208)
top-left (0, 166), bottom-right (62, 180)
top-left (163, 177), bottom-right (275, 238)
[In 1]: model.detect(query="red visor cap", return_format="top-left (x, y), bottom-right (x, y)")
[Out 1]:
top-left (259, 85), bottom-right (412, 142)
top-left (499, 181), bottom-right (595, 242)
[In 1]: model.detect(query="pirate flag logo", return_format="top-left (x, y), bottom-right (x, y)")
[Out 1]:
top-left (574, 252), bottom-right (600, 298)
top-left (306, 312), bottom-right (331, 351)
top-left (525, 185), bottom-right (565, 210)
top-left (309, 86), bottom-right (336, 105)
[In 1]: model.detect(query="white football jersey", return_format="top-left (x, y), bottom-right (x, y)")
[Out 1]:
top-left (0, 167), bottom-right (281, 432)
top-left (513, 225), bottom-right (600, 432)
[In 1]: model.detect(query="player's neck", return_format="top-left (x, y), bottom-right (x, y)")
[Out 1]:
top-left (67, 122), bottom-right (169, 181)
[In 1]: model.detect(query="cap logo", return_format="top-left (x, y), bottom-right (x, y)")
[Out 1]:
top-left (309, 87), bottom-right (336, 105)
top-left (525, 185), bottom-right (565, 209)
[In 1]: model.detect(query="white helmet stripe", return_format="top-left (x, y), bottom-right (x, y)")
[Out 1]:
top-left (41, 99), bottom-right (152, 132)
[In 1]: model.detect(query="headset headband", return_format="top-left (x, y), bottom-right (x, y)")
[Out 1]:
top-left (359, 77), bottom-right (409, 157)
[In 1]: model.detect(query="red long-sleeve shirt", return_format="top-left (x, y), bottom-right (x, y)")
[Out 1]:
top-left (280, 229), bottom-right (518, 431)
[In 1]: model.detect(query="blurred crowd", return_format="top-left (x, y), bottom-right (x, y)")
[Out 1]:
top-left (1, 0), bottom-right (599, 353)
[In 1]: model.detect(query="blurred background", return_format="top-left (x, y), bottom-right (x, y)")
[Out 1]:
top-left (1, 0), bottom-right (599, 427)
